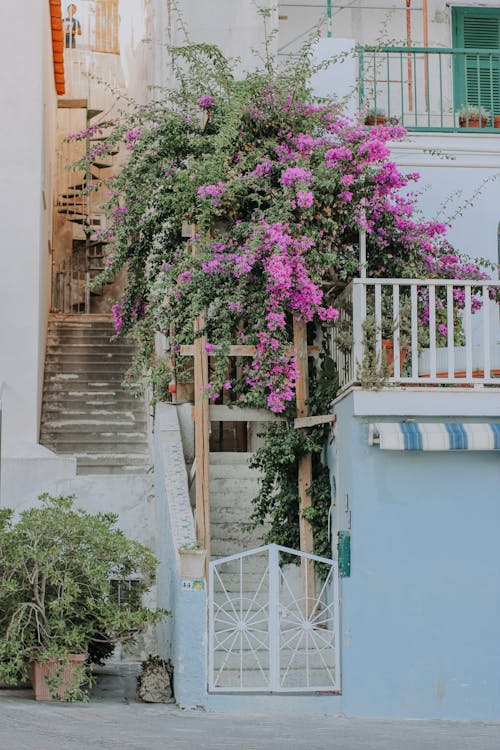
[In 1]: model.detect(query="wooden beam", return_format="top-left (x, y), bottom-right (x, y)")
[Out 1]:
top-left (294, 414), bottom-right (336, 430)
top-left (181, 344), bottom-right (257, 357)
top-left (209, 405), bottom-right (286, 422)
top-left (58, 99), bottom-right (88, 109)
top-left (193, 311), bottom-right (210, 566)
top-left (293, 318), bottom-right (315, 612)
top-left (180, 344), bottom-right (319, 357)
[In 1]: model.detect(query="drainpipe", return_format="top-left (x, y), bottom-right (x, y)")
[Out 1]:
top-left (423, 0), bottom-right (429, 111)
top-left (406, 0), bottom-right (413, 112)
top-left (327, 0), bottom-right (332, 37)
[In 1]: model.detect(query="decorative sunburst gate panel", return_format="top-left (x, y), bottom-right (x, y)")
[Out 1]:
top-left (208, 544), bottom-right (340, 693)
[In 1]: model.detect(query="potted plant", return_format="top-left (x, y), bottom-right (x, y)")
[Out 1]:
top-left (457, 105), bottom-right (490, 129)
top-left (0, 494), bottom-right (166, 701)
top-left (364, 107), bottom-right (388, 126)
top-left (178, 542), bottom-right (207, 579)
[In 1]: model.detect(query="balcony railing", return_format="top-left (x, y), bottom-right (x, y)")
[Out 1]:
top-left (329, 278), bottom-right (500, 390)
top-left (358, 47), bottom-right (500, 132)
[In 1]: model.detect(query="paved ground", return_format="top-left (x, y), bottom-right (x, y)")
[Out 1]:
top-left (1, 665), bottom-right (500, 750)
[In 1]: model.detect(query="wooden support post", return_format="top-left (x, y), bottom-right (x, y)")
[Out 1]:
top-left (293, 318), bottom-right (315, 612)
top-left (194, 311), bottom-right (210, 565)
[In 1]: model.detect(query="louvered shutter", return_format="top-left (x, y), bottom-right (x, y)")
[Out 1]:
top-left (453, 9), bottom-right (500, 116)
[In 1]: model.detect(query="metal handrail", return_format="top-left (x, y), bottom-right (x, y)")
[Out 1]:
top-left (358, 46), bottom-right (500, 132)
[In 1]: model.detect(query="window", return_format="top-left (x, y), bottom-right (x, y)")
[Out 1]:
top-left (110, 578), bottom-right (142, 610)
top-left (452, 7), bottom-right (500, 116)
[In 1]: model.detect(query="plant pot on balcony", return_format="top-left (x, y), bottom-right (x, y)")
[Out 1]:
top-left (178, 547), bottom-right (207, 579)
top-left (29, 653), bottom-right (88, 701)
top-left (459, 116), bottom-right (487, 129)
top-left (494, 116), bottom-right (500, 129)
top-left (381, 340), bottom-right (408, 374)
top-left (364, 114), bottom-right (388, 126)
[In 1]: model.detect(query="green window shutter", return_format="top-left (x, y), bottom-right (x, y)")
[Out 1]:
top-left (453, 8), bottom-right (500, 115)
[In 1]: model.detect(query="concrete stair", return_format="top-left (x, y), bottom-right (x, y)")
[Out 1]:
top-left (40, 316), bottom-right (150, 475)
top-left (209, 452), bottom-right (266, 557)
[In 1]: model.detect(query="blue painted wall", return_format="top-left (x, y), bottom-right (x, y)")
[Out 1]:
top-left (330, 393), bottom-right (500, 720)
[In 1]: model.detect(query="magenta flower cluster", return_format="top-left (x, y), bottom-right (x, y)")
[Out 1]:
top-left (198, 95), bottom-right (214, 110)
top-left (124, 129), bottom-right (142, 150)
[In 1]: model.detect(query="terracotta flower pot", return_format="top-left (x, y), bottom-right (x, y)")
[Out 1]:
top-left (494, 116), bottom-right (500, 129)
top-left (458, 116), bottom-right (488, 129)
top-left (29, 653), bottom-right (88, 701)
top-left (381, 340), bottom-right (408, 374)
top-left (364, 115), bottom-right (388, 126)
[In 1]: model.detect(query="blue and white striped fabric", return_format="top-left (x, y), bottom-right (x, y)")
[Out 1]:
top-left (370, 422), bottom-right (500, 451)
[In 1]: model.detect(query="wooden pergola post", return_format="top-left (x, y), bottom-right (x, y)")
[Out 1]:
top-left (193, 312), bottom-right (210, 559)
top-left (183, 221), bottom-right (211, 559)
top-left (293, 317), bottom-right (315, 612)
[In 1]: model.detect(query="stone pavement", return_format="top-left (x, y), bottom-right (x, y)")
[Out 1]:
top-left (1, 664), bottom-right (499, 750)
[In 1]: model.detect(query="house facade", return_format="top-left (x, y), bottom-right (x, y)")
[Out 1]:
top-left (0, 0), bottom-right (499, 720)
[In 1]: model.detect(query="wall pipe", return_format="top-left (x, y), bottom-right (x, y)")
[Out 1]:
top-left (406, 1), bottom-right (414, 112)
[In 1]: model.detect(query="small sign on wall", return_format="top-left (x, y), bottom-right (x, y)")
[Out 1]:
top-left (337, 530), bottom-right (351, 577)
top-left (181, 579), bottom-right (205, 591)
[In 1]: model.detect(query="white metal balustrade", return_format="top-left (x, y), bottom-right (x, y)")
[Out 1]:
top-left (208, 544), bottom-right (340, 693)
top-left (329, 278), bottom-right (500, 390)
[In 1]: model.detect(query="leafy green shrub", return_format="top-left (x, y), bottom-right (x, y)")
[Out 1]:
top-left (0, 494), bottom-right (167, 699)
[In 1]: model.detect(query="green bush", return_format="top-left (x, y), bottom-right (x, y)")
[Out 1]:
top-left (0, 494), bottom-right (167, 699)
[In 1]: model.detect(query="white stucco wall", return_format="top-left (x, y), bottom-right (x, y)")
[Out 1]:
top-left (0, 1), bottom-right (57, 459)
top-left (126, 0), bottom-right (277, 96)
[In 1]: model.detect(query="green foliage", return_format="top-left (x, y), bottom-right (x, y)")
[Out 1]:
top-left (357, 314), bottom-right (391, 389)
top-left (250, 348), bottom-right (338, 568)
top-left (0, 495), bottom-right (166, 700)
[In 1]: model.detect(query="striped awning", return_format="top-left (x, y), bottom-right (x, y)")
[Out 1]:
top-left (369, 422), bottom-right (500, 451)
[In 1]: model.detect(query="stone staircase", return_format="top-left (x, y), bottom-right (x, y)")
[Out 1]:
top-left (40, 316), bottom-right (150, 475)
top-left (209, 452), bottom-right (266, 560)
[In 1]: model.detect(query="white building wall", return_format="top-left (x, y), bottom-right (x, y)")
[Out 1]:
top-left (120, 0), bottom-right (277, 99)
top-left (0, 0), bottom-right (56, 458)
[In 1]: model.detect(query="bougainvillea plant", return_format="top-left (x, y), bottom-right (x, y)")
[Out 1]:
top-left (69, 44), bottom-right (495, 411)
top-left (68, 41), bottom-right (497, 558)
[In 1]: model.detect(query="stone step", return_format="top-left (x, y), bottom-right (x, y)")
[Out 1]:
top-left (209, 452), bottom-right (254, 465)
top-left (210, 504), bottom-right (263, 524)
top-left (74, 455), bottom-right (150, 470)
top-left (48, 319), bottom-right (114, 326)
top-left (47, 330), bottom-right (118, 339)
top-left (46, 343), bottom-right (137, 352)
top-left (210, 666), bottom-right (335, 689)
top-left (41, 406), bottom-right (143, 418)
top-left (45, 352), bottom-right (131, 372)
top-left (210, 525), bottom-right (264, 547)
top-left (41, 418), bottom-right (147, 430)
top-left (43, 394), bottom-right (141, 407)
top-left (42, 440), bottom-right (149, 454)
top-left (77, 464), bottom-right (149, 476)
top-left (212, 649), bottom-right (336, 672)
top-left (209, 466), bottom-right (259, 480)
top-left (47, 325), bottom-right (116, 332)
top-left (44, 364), bottom-right (133, 375)
top-left (43, 375), bottom-right (139, 386)
top-left (46, 335), bottom-right (123, 344)
top-left (40, 429), bottom-right (147, 442)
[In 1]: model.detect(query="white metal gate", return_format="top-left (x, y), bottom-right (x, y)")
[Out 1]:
top-left (208, 544), bottom-right (340, 693)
